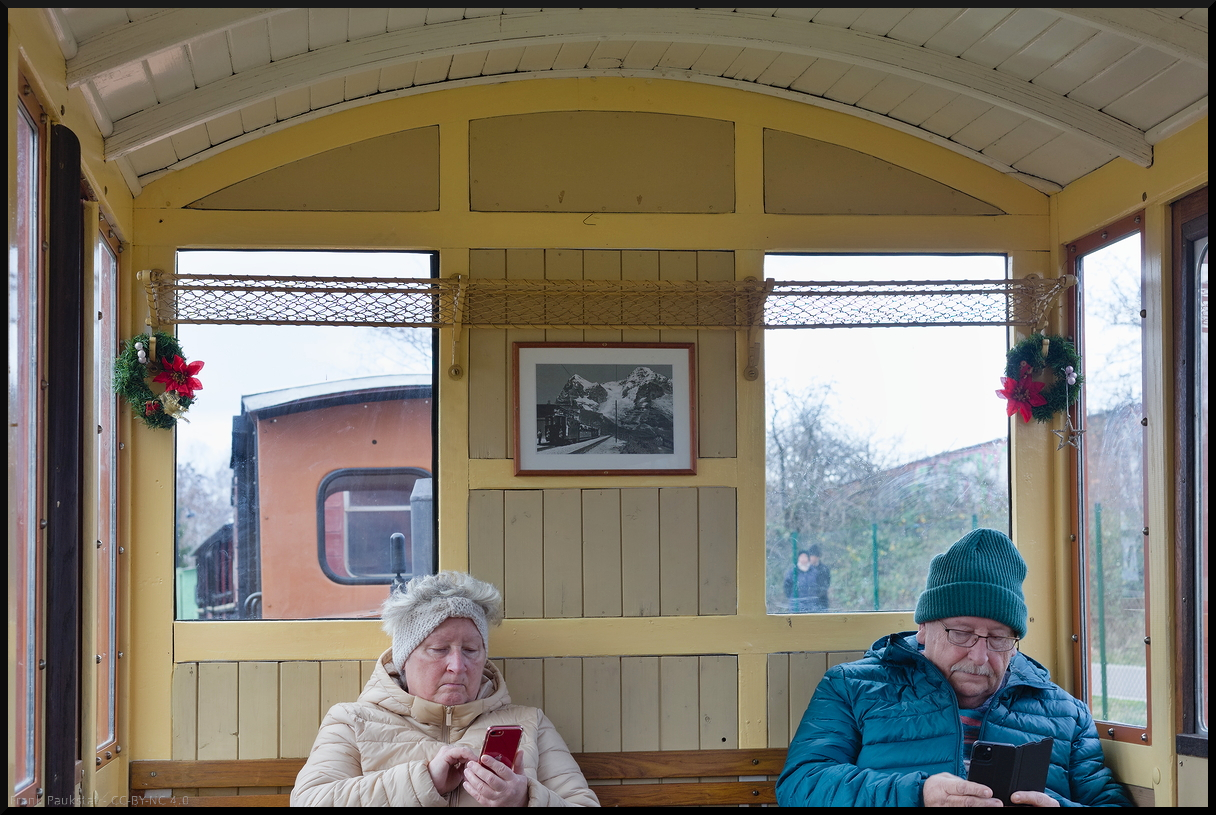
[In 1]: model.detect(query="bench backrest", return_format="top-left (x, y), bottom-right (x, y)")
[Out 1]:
top-left (128, 748), bottom-right (786, 807)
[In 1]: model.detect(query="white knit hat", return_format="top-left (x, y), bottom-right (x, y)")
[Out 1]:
top-left (380, 571), bottom-right (505, 671)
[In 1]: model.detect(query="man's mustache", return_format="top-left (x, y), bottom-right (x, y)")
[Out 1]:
top-left (950, 660), bottom-right (995, 677)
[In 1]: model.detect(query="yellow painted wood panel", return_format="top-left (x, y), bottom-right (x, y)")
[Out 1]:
top-left (361, 660), bottom-right (378, 689)
top-left (320, 661), bottom-right (362, 711)
top-left (197, 662), bottom-right (239, 794)
top-left (694, 250), bottom-right (737, 458)
top-left (503, 491), bottom-right (544, 618)
top-left (620, 489), bottom-right (661, 617)
top-left (621, 251), bottom-right (661, 343)
top-left (582, 657), bottom-right (623, 752)
top-left (788, 652), bottom-right (827, 740)
top-left (544, 248), bottom-right (584, 344)
top-left (502, 658), bottom-right (545, 711)
top-left (543, 658), bottom-right (584, 752)
top-left (658, 251), bottom-right (698, 349)
top-left (468, 490), bottom-right (506, 595)
top-left (506, 249), bottom-right (546, 457)
top-left (582, 489), bottom-right (623, 617)
top-left (698, 656), bottom-right (739, 749)
top-left (171, 663), bottom-right (198, 760)
top-left (659, 488), bottom-right (699, 616)
top-left (659, 656), bottom-right (701, 751)
top-left (543, 489), bottom-right (583, 618)
top-left (621, 657), bottom-right (660, 752)
top-left (279, 662), bottom-right (321, 759)
top-left (766, 654), bottom-right (790, 749)
top-left (237, 663), bottom-right (280, 760)
top-left (698, 487), bottom-right (737, 615)
top-left (827, 651), bottom-right (864, 668)
top-left (582, 250), bottom-right (623, 344)
top-left (468, 249), bottom-right (508, 459)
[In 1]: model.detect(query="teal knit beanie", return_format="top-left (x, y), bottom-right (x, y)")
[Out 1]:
top-left (914, 528), bottom-right (1028, 638)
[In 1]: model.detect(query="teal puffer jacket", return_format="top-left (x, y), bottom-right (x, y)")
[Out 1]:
top-left (776, 632), bottom-right (1132, 807)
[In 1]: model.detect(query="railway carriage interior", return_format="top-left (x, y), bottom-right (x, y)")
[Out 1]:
top-left (8, 7), bottom-right (1208, 807)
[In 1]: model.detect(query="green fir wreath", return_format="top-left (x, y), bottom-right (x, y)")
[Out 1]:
top-left (113, 331), bottom-right (204, 430)
top-left (997, 332), bottom-right (1083, 424)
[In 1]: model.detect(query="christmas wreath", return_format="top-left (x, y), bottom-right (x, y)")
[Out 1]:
top-left (997, 332), bottom-right (1083, 423)
top-left (113, 331), bottom-right (204, 430)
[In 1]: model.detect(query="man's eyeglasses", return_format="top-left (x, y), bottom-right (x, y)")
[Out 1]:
top-left (938, 622), bottom-right (1019, 652)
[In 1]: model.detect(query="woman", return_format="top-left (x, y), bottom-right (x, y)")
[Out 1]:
top-left (291, 572), bottom-right (599, 807)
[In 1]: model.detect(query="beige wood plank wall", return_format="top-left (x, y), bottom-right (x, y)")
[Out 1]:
top-left (466, 249), bottom-right (736, 461)
top-left (170, 651), bottom-right (862, 768)
top-left (470, 487), bottom-right (736, 618)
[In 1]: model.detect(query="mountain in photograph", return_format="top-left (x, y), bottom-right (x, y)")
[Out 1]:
top-left (545, 366), bottom-right (675, 454)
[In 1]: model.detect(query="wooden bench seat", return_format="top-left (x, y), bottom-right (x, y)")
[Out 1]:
top-left (128, 748), bottom-right (787, 807)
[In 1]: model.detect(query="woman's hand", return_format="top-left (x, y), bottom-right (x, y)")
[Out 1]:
top-left (462, 753), bottom-right (529, 807)
top-left (428, 744), bottom-right (478, 796)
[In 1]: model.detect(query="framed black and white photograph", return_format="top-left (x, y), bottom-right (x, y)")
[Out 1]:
top-left (513, 342), bottom-right (697, 476)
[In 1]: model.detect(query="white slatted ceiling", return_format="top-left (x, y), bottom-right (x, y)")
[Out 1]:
top-left (48, 7), bottom-right (1209, 194)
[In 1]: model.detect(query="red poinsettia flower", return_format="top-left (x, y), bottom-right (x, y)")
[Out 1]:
top-left (153, 355), bottom-right (204, 400)
top-left (996, 374), bottom-right (1047, 423)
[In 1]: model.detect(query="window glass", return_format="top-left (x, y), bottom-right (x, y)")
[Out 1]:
top-left (765, 255), bottom-right (1010, 614)
top-left (11, 86), bottom-right (44, 803)
top-left (1075, 228), bottom-right (1149, 728)
top-left (173, 250), bottom-right (436, 620)
top-left (1191, 233), bottom-right (1208, 735)
top-left (318, 468), bottom-right (432, 582)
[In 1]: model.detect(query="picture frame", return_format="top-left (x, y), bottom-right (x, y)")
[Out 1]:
top-left (513, 342), bottom-right (697, 476)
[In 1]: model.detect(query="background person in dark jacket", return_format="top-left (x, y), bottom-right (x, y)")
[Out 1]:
top-left (777, 528), bottom-right (1132, 807)
top-left (783, 544), bottom-right (831, 612)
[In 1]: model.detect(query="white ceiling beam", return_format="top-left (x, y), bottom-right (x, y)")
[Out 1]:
top-left (101, 7), bottom-right (1153, 166)
top-left (1049, 8), bottom-right (1207, 66)
top-left (66, 8), bottom-right (293, 88)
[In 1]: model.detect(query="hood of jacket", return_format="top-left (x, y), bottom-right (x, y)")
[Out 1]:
top-left (361, 647), bottom-right (511, 729)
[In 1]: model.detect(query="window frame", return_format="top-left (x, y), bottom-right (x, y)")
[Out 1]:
top-left (1066, 211), bottom-right (1151, 745)
top-left (1172, 186), bottom-right (1208, 758)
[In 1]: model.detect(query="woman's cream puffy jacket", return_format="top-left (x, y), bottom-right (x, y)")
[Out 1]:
top-left (291, 649), bottom-right (599, 807)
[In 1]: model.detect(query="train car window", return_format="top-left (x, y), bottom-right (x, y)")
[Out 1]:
top-left (763, 254), bottom-right (1010, 615)
top-left (1068, 214), bottom-right (1150, 739)
top-left (318, 468), bottom-right (433, 583)
top-left (12, 69), bottom-right (48, 806)
top-left (172, 250), bottom-right (436, 620)
top-left (1172, 187), bottom-right (1208, 756)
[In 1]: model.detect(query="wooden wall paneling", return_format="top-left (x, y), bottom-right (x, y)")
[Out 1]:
top-left (582, 250), bottom-right (622, 344)
top-left (582, 657), bottom-right (623, 753)
top-left (621, 250), bottom-right (660, 342)
top-left (238, 662), bottom-right (280, 794)
top-left (320, 661), bottom-right (362, 711)
top-left (582, 489), bottom-right (623, 617)
top-left (659, 488), bottom-right (699, 616)
top-left (543, 489), bottom-right (583, 618)
top-left (694, 251), bottom-right (736, 458)
top-left (543, 658), bottom-right (584, 752)
top-left (828, 651), bottom-right (864, 668)
top-left (502, 658), bottom-right (545, 711)
top-left (659, 656), bottom-right (700, 782)
top-left (544, 248), bottom-right (583, 343)
top-left (468, 249), bottom-right (507, 459)
top-left (468, 490), bottom-right (506, 597)
top-left (506, 249), bottom-right (546, 460)
top-left (620, 657), bottom-right (660, 756)
top-left (171, 663), bottom-right (199, 796)
top-left (279, 662), bottom-right (321, 760)
top-left (698, 655), bottom-right (739, 749)
top-left (197, 662), bottom-right (239, 793)
top-left (503, 491), bottom-right (544, 618)
top-left (766, 654), bottom-right (790, 749)
top-left (658, 250), bottom-right (697, 347)
top-left (697, 486), bottom-right (737, 615)
top-left (788, 652), bottom-right (827, 739)
top-left (620, 489), bottom-right (660, 616)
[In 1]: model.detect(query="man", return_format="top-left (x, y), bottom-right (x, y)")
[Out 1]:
top-left (784, 544), bottom-right (831, 612)
top-left (776, 528), bottom-right (1132, 807)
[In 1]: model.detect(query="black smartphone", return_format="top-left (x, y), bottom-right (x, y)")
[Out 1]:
top-left (967, 737), bottom-right (1053, 806)
top-left (480, 725), bottom-right (523, 768)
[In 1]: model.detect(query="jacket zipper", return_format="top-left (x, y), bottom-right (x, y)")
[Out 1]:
top-left (443, 706), bottom-right (456, 808)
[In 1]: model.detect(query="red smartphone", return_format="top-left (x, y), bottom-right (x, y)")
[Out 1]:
top-left (480, 725), bottom-right (523, 768)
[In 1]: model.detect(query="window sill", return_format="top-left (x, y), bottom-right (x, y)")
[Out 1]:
top-left (1176, 733), bottom-right (1208, 758)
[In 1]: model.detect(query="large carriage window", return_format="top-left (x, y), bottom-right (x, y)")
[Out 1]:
top-left (318, 468), bottom-right (432, 583)
top-left (174, 250), bottom-right (436, 620)
top-left (1069, 215), bottom-right (1149, 736)
top-left (764, 255), bottom-right (1010, 614)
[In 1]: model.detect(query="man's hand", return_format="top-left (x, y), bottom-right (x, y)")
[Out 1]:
top-left (428, 744), bottom-right (478, 796)
top-left (462, 752), bottom-right (529, 807)
top-left (923, 772), bottom-right (1003, 806)
top-left (1010, 790), bottom-right (1059, 807)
